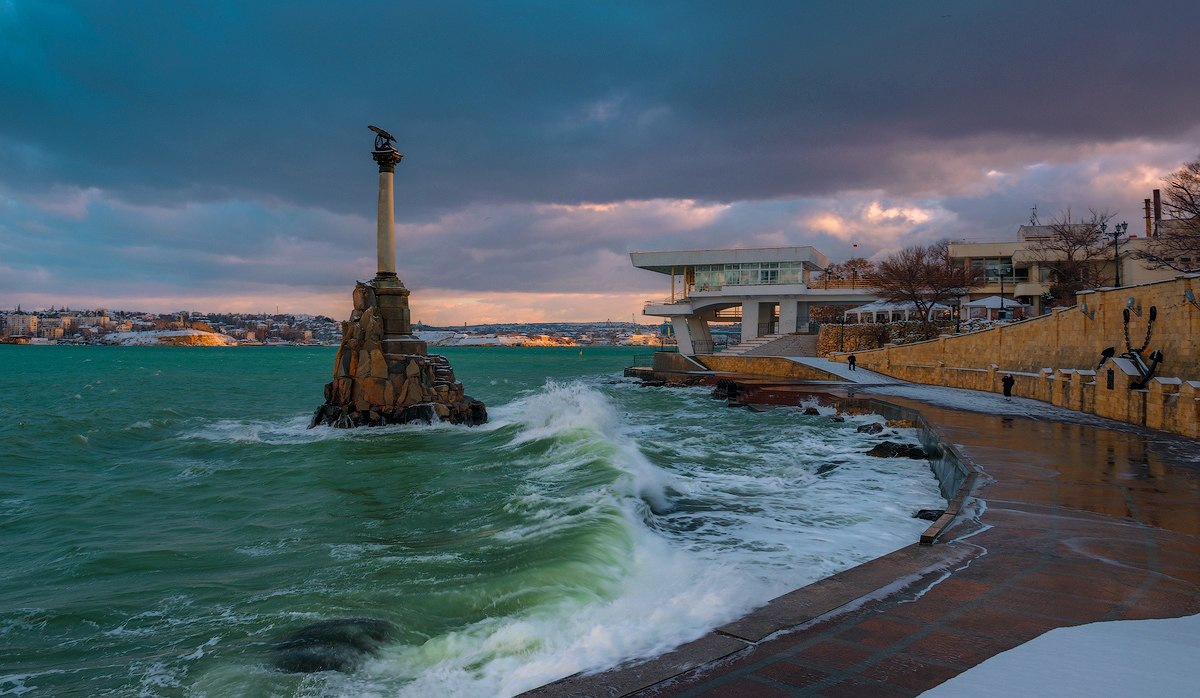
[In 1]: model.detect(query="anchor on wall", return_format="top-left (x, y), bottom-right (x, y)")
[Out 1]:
top-left (1098, 300), bottom-right (1163, 389)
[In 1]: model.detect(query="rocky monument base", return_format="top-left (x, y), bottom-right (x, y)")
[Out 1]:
top-left (308, 281), bottom-right (487, 428)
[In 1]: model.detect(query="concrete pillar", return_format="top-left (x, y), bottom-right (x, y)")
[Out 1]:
top-left (796, 301), bottom-right (810, 328)
top-left (671, 317), bottom-right (695, 355)
top-left (688, 317), bottom-right (713, 353)
top-left (671, 316), bottom-right (714, 355)
top-left (741, 301), bottom-right (761, 343)
top-left (779, 301), bottom-right (798, 334)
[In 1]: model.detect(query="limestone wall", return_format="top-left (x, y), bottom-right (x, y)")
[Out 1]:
top-left (836, 276), bottom-right (1200, 437)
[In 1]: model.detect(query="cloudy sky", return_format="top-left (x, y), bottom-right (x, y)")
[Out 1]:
top-left (2, 1), bottom-right (1199, 324)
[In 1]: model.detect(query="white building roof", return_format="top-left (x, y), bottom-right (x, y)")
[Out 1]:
top-left (846, 300), bottom-right (951, 313)
top-left (630, 246), bottom-right (829, 274)
top-left (963, 295), bottom-right (1027, 308)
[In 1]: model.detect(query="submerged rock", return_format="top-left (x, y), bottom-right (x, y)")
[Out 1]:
top-left (856, 422), bottom-right (884, 434)
top-left (802, 407), bottom-right (820, 416)
top-left (816, 462), bottom-right (842, 476)
top-left (272, 617), bottom-right (397, 674)
top-left (914, 509), bottom-right (946, 521)
top-left (865, 441), bottom-right (928, 459)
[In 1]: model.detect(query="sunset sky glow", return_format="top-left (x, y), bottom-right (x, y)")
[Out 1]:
top-left (2, 1), bottom-right (1199, 324)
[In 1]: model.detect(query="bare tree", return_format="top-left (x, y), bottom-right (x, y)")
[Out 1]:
top-left (869, 241), bottom-right (978, 339)
top-left (1028, 208), bottom-right (1115, 303)
top-left (824, 256), bottom-right (876, 280)
top-left (1134, 157), bottom-right (1200, 273)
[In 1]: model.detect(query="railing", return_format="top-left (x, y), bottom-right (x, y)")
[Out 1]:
top-left (690, 339), bottom-right (714, 355)
top-left (757, 321), bottom-right (778, 336)
top-left (810, 278), bottom-right (877, 289)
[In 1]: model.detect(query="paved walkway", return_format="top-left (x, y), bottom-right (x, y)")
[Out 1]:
top-left (525, 383), bottom-right (1200, 697)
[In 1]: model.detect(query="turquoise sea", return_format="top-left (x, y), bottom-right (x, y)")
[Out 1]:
top-left (0, 345), bottom-right (945, 697)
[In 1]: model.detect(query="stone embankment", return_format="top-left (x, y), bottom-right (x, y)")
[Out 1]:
top-left (309, 282), bottom-right (486, 428)
top-left (830, 275), bottom-right (1200, 437)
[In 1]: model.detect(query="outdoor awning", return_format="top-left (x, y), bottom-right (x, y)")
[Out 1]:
top-left (1012, 283), bottom-right (1045, 298)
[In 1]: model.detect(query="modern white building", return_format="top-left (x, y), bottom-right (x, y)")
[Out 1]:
top-left (631, 246), bottom-right (878, 355)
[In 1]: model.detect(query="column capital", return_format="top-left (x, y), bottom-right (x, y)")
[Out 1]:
top-left (372, 149), bottom-right (403, 173)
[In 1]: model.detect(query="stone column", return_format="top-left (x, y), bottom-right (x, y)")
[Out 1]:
top-left (370, 144), bottom-right (426, 354)
top-left (372, 148), bottom-right (402, 279)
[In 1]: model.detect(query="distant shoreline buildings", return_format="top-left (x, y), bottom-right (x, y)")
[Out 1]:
top-left (0, 307), bottom-right (672, 347)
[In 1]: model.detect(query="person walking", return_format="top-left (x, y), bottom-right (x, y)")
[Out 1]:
top-left (847, 354), bottom-right (857, 371)
top-left (1002, 374), bottom-right (1015, 401)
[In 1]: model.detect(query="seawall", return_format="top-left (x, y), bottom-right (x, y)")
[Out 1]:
top-left (832, 276), bottom-right (1200, 437)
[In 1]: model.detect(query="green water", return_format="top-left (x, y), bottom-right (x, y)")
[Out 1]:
top-left (0, 345), bottom-right (944, 697)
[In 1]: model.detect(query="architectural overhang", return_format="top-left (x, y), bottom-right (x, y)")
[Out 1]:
top-left (630, 246), bottom-right (830, 274)
top-left (1012, 282), bottom-right (1046, 297)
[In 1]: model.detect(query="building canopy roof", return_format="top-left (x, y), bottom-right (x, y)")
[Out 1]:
top-left (845, 300), bottom-right (951, 314)
top-left (630, 246), bottom-right (829, 274)
top-left (963, 295), bottom-right (1028, 308)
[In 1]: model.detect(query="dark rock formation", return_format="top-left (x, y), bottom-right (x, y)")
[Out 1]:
top-left (830, 416), bottom-right (846, 423)
top-left (865, 441), bottom-right (928, 459)
top-left (816, 462), bottom-right (842, 476)
top-left (272, 617), bottom-right (397, 673)
top-left (856, 422), bottom-right (884, 434)
top-left (802, 407), bottom-right (820, 415)
top-left (309, 281), bottom-right (486, 428)
top-left (914, 509), bottom-right (946, 521)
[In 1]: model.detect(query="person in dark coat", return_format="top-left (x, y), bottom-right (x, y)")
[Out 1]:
top-left (847, 354), bottom-right (857, 371)
top-left (1001, 374), bottom-right (1015, 400)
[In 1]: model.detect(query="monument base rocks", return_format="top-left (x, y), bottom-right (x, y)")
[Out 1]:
top-left (308, 281), bottom-right (487, 428)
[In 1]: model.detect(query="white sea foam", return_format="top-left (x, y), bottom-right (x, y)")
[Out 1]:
top-left (325, 380), bottom-right (946, 698)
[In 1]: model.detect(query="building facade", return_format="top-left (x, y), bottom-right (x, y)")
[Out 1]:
top-left (948, 225), bottom-right (1179, 316)
top-left (632, 246), bottom-right (877, 355)
top-left (1, 314), bottom-right (37, 337)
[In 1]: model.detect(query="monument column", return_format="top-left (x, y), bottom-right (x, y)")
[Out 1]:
top-left (373, 147), bottom-right (401, 279)
top-left (368, 126), bottom-right (426, 355)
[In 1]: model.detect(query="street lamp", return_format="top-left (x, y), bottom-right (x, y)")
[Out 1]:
top-left (1111, 221), bottom-right (1128, 287)
top-left (998, 264), bottom-right (1012, 320)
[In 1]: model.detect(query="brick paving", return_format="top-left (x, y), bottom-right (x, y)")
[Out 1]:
top-left (525, 389), bottom-right (1200, 697)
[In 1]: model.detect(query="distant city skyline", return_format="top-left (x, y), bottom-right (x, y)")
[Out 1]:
top-left (2, 1), bottom-right (1199, 324)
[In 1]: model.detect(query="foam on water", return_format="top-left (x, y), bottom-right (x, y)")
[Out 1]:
top-left (266, 380), bottom-right (944, 698)
top-left (1, 348), bottom-right (945, 697)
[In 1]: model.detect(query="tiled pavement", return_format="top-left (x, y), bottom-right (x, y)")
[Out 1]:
top-left (525, 390), bottom-right (1200, 697)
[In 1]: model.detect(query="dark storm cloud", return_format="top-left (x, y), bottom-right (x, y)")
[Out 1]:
top-left (2, 0), bottom-right (1200, 319)
top-left (4, 0), bottom-right (1198, 213)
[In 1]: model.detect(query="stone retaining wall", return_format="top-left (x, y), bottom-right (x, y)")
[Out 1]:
top-left (835, 276), bottom-right (1200, 437)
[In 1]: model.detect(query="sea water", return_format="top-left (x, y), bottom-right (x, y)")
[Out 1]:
top-left (0, 345), bottom-right (945, 697)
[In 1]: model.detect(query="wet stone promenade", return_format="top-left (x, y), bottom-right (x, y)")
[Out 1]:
top-left (524, 384), bottom-right (1200, 697)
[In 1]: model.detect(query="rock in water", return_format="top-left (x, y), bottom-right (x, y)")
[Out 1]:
top-left (865, 441), bottom-right (928, 459)
top-left (272, 617), bottom-right (397, 673)
top-left (856, 422), bottom-right (884, 434)
top-left (309, 280), bottom-right (487, 429)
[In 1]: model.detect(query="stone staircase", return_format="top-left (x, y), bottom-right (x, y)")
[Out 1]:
top-left (719, 333), bottom-right (785, 356)
top-left (742, 333), bottom-right (819, 357)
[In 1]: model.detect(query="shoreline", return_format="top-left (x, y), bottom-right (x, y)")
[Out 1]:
top-left (522, 372), bottom-right (1200, 696)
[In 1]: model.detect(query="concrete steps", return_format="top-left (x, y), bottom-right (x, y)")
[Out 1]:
top-left (742, 333), bottom-right (819, 357)
top-left (719, 333), bottom-right (785, 356)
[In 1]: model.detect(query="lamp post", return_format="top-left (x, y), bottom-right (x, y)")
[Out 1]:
top-left (998, 264), bottom-right (1012, 320)
top-left (1111, 221), bottom-right (1128, 287)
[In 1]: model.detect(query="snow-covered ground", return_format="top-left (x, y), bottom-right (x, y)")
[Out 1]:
top-left (103, 329), bottom-right (237, 346)
top-left (922, 613), bottom-right (1200, 697)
